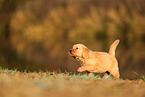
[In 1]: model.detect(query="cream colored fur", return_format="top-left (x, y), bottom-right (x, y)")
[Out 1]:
top-left (69, 40), bottom-right (120, 78)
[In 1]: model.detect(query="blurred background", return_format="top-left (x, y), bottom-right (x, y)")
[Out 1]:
top-left (0, 0), bottom-right (145, 79)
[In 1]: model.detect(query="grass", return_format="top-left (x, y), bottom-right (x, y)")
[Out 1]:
top-left (0, 68), bottom-right (144, 82)
top-left (0, 67), bottom-right (114, 80)
top-left (0, 68), bottom-right (145, 97)
top-left (0, 68), bottom-right (144, 81)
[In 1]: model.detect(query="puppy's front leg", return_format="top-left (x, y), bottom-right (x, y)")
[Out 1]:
top-left (86, 71), bottom-right (93, 76)
top-left (77, 64), bottom-right (94, 72)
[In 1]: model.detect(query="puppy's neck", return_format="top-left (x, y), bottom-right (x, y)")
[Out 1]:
top-left (76, 49), bottom-right (92, 66)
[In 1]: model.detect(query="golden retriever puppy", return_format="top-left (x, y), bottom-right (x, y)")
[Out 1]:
top-left (69, 40), bottom-right (120, 78)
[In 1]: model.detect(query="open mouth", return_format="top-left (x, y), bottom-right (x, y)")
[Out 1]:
top-left (69, 50), bottom-right (77, 59)
top-left (69, 54), bottom-right (76, 59)
top-left (69, 52), bottom-right (76, 59)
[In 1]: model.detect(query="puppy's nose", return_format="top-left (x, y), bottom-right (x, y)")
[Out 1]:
top-left (69, 50), bottom-right (72, 53)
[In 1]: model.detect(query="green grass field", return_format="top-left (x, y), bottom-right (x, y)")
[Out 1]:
top-left (0, 68), bottom-right (144, 97)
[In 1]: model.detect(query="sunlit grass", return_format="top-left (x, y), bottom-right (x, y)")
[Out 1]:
top-left (0, 67), bottom-right (115, 80)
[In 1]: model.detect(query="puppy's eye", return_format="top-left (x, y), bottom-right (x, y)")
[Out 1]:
top-left (76, 47), bottom-right (79, 49)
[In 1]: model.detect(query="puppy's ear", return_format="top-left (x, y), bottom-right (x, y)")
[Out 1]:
top-left (82, 47), bottom-right (90, 57)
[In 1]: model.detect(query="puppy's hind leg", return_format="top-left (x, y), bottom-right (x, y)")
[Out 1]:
top-left (106, 71), bottom-right (110, 75)
top-left (110, 70), bottom-right (120, 78)
top-left (105, 71), bottom-right (110, 78)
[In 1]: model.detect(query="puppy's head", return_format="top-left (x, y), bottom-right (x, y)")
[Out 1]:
top-left (69, 44), bottom-right (90, 59)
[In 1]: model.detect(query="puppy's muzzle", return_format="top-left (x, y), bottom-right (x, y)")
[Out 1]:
top-left (69, 49), bottom-right (76, 59)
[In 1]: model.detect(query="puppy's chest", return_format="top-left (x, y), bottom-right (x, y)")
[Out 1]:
top-left (76, 58), bottom-right (85, 66)
top-left (77, 58), bottom-right (96, 66)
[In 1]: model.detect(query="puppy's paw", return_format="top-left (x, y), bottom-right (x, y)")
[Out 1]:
top-left (88, 73), bottom-right (93, 76)
top-left (77, 67), bottom-right (85, 72)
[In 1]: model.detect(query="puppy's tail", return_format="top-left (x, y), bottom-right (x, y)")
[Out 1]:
top-left (109, 39), bottom-right (120, 57)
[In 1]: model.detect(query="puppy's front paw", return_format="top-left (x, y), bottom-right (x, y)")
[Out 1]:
top-left (77, 67), bottom-right (85, 72)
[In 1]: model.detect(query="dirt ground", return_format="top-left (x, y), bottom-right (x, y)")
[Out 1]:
top-left (0, 72), bottom-right (144, 97)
